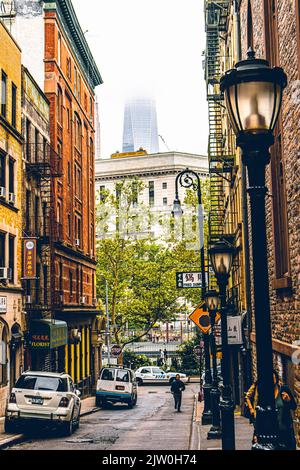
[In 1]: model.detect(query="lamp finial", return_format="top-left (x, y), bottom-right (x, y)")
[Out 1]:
top-left (247, 47), bottom-right (256, 60)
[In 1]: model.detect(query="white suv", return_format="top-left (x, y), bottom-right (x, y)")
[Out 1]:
top-left (96, 367), bottom-right (137, 409)
top-left (5, 371), bottom-right (81, 436)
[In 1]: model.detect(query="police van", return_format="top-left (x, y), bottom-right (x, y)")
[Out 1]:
top-left (96, 367), bottom-right (137, 409)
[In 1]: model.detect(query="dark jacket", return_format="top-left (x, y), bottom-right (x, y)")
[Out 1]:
top-left (171, 380), bottom-right (185, 395)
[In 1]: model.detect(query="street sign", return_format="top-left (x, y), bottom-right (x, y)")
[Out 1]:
top-left (189, 302), bottom-right (221, 334)
top-left (176, 272), bottom-right (208, 289)
top-left (110, 344), bottom-right (122, 357)
top-left (227, 316), bottom-right (243, 345)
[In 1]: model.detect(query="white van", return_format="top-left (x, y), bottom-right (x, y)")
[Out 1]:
top-left (96, 367), bottom-right (137, 409)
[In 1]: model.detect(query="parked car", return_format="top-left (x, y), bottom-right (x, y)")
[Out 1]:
top-left (135, 366), bottom-right (188, 385)
top-left (96, 367), bottom-right (137, 409)
top-left (5, 371), bottom-right (81, 436)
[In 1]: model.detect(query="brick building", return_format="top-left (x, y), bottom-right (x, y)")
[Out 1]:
top-left (205, 0), bottom-right (300, 443)
top-left (1, 0), bottom-right (103, 394)
top-left (0, 21), bottom-right (23, 417)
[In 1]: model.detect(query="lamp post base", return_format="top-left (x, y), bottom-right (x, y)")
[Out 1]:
top-left (220, 395), bottom-right (236, 450)
top-left (251, 408), bottom-right (278, 451)
top-left (202, 383), bottom-right (213, 425)
top-left (207, 386), bottom-right (222, 440)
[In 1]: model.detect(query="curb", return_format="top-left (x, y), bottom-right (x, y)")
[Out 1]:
top-left (0, 403), bottom-right (101, 450)
top-left (189, 394), bottom-right (201, 451)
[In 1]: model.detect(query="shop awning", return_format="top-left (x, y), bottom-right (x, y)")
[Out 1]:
top-left (29, 319), bottom-right (68, 349)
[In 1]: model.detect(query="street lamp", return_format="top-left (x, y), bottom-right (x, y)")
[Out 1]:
top-left (173, 168), bottom-right (213, 425)
top-left (209, 239), bottom-right (235, 450)
top-left (220, 48), bottom-right (287, 450)
top-left (204, 290), bottom-right (222, 440)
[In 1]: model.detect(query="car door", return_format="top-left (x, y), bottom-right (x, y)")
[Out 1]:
top-left (139, 367), bottom-right (153, 383)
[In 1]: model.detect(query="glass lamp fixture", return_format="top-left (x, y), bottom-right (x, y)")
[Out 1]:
top-left (220, 48), bottom-right (287, 136)
top-left (204, 290), bottom-right (220, 312)
top-left (172, 198), bottom-right (183, 217)
top-left (209, 239), bottom-right (235, 279)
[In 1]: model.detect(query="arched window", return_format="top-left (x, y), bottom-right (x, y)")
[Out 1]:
top-left (0, 322), bottom-right (8, 386)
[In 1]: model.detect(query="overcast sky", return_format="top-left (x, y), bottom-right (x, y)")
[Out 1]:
top-left (72, 0), bottom-right (208, 158)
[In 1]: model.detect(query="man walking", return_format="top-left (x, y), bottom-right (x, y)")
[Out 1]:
top-left (171, 374), bottom-right (185, 412)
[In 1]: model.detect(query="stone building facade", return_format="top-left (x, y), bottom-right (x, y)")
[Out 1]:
top-left (0, 21), bottom-right (23, 417)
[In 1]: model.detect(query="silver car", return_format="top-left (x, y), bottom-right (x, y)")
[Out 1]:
top-left (5, 371), bottom-right (81, 436)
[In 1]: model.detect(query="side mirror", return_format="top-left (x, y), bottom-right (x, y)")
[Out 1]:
top-left (75, 389), bottom-right (81, 397)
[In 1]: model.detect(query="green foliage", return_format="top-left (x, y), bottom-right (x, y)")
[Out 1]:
top-left (122, 350), bottom-right (151, 369)
top-left (177, 338), bottom-right (202, 374)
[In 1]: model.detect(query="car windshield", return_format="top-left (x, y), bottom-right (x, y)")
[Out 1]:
top-left (15, 375), bottom-right (68, 392)
top-left (101, 369), bottom-right (115, 381)
top-left (116, 370), bottom-right (129, 382)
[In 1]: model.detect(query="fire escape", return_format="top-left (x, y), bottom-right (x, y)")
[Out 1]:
top-left (205, 0), bottom-right (235, 289)
top-left (24, 142), bottom-right (63, 318)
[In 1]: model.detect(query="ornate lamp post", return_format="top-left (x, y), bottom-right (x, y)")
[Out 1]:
top-left (204, 290), bottom-right (222, 440)
top-left (209, 239), bottom-right (235, 450)
top-left (173, 168), bottom-right (212, 425)
top-left (220, 48), bottom-right (287, 450)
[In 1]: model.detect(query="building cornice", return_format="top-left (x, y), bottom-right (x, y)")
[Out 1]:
top-left (44, 0), bottom-right (103, 89)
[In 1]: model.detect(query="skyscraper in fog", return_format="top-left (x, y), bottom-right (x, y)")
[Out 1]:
top-left (122, 98), bottom-right (159, 153)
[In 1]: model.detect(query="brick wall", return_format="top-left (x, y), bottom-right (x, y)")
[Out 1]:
top-left (238, 0), bottom-right (300, 444)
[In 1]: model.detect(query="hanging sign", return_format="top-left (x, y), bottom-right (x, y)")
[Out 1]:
top-left (23, 239), bottom-right (37, 279)
top-left (227, 316), bottom-right (243, 345)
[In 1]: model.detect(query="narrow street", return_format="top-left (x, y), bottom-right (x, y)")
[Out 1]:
top-left (8, 385), bottom-right (198, 451)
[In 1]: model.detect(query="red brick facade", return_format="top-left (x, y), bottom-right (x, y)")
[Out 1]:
top-left (44, 11), bottom-right (97, 310)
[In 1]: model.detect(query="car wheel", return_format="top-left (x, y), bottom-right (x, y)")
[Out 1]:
top-left (75, 406), bottom-right (81, 429)
top-left (136, 378), bottom-right (143, 386)
top-left (96, 396), bottom-right (102, 407)
top-left (4, 418), bottom-right (15, 434)
top-left (62, 413), bottom-right (74, 436)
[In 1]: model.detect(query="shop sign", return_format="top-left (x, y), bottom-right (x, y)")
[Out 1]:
top-left (29, 319), bottom-right (68, 349)
top-left (23, 239), bottom-right (37, 279)
top-left (227, 316), bottom-right (243, 345)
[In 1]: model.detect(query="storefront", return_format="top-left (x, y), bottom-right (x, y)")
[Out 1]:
top-left (28, 319), bottom-right (68, 373)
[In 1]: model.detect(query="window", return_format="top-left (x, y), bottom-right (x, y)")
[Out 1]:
top-left (1, 72), bottom-right (7, 118)
top-left (74, 113), bottom-right (82, 151)
top-left (162, 182), bottom-right (167, 190)
top-left (116, 370), bottom-right (129, 382)
top-left (35, 128), bottom-right (39, 163)
top-left (11, 83), bottom-right (17, 128)
top-left (69, 269), bottom-right (73, 301)
top-left (149, 181), bottom-right (154, 206)
top-left (90, 97), bottom-right (93, 120)
top-left (15, 375), bottom-right (68, 392)
top-left (0, 152), bottom-right (6, 189)
top-left (43, 265), bottom-right (48, 305)
top-left (26, 119), bottom-right (31, 161)
top-left (264, 0), bottom-right (290, 282)
top-left (0, 232), bottom-right (5, 267)
top-left (99, 185), bottom-right (105, 202)
top-left (8, 235), bottom-right (14, 282)
top-left (67, 214), bottom-right (71, 237)
top-left (67, 57), bottom-right (72, 80)
top-left (101, 369), bottom-right (115, 381)
top-left (25, 190), bottom-right (30, 233)
top-left (0, 326), bottom-right (8, 386)
top-left (84, 93), bottom-right (87, 111)
top-left (8, 158), bottom-right (14, 198)
top-left (75, 165), bottom-right (82, 199)
top-left (57, 32), bottom-right (61, 67)
top-left (163, 197), bottom-right (168, 206)
top-left (57, 86), bottom-right (63, 125)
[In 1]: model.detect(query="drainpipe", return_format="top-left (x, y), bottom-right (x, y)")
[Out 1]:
top-left (233, 0), bottom-right (253, 389)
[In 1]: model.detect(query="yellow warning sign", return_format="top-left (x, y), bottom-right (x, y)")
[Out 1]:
top-left (189, 302), bottom-right (220, 334)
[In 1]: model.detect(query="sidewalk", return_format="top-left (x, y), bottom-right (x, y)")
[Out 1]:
top-left (192, 400), bottom-right (254, 450)
top-left (0, 395), bottom-right (100, 449)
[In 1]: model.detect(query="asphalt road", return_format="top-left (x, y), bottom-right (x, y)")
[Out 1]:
top-left (8, 384), bottom-right (198, 451)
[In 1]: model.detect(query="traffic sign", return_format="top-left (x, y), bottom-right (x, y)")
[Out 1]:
top-left (176, 272), bottom-right (208, 289)
top-left (189, 302), bottom-right (220, 334)
top-left (110, 344), bottom-right (122, 357)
